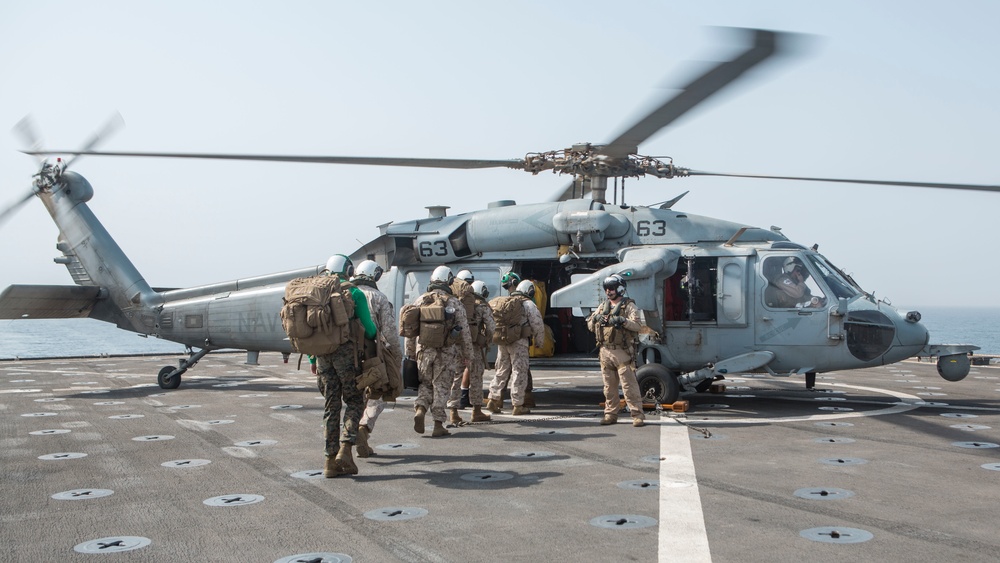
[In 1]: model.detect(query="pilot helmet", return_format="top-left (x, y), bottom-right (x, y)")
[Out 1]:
top-left (456, 269), bottom-right (475, 283)
top-left (603, 274), bottom-right (627, 297)
top-left (430, 265), bottom-right (455, 285)
top-left (515, 279), bottom-right (536, 299)
top-left (501, 271), bottom-right (521, 290)
top-left (354, 259), bottom-right (383, 282)
top-left (471, 280), bottom-right (489, 299)
top-left (782, 257), bottom-right (807, 277)
top-left (325, 254), bottom-right (354, 278)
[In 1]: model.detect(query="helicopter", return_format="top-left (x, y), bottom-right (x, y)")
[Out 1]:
top-left (1, 28), bottom-right (991, 400)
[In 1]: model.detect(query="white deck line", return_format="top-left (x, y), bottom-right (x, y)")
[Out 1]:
top-left (659, 418), bottom-right (712, 562)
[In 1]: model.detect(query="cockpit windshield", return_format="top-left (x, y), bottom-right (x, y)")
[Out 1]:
top-left (761, 252), bottom-right (862, 309)
top-left (806, 254), bottom-right (861, 300)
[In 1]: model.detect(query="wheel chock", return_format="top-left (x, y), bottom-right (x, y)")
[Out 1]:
top-left (601, 399), bottom-right (689, 413)
top-left (639, 400), bottom-right (689, 412)
top-left (668, 400), bottom-right (689, 412)
top-left (709, 384), bottom-right (726, 394)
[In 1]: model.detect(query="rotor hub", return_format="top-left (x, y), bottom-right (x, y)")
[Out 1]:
top-left (523, 146), bottom-right (682, 180)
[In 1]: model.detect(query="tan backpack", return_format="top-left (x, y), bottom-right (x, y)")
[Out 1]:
top-left (398, 291), bottom-right (459, 348)
top-left (471, 296), bottom-right (492, 348)
top-left (280, 276), bottom-right (355, 356)
top-left (450, 278), bottom-right (476, 323)
top-left (417, 291), bottom-right (459, 348)
top-left (489, 295), bottom-right (526, 345)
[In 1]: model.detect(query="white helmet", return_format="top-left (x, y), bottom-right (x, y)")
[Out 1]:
top-left (430, 265), bottom-right (455, 285)
top-left (354, 259), bottom-right (383, 282)
top-left (456, 269), bottom-right (474, 282)
top-left (324, 254), bottom-right (354, 278)
top-left (471, 280), bottom-right (489, 299)
top-left (515, 279), bottom-right (536, 298)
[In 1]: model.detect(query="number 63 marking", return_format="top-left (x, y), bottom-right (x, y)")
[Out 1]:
top-left (636, 220), bottom-right (666, 237)
top-left (419, 240), bottom-right (449, 257)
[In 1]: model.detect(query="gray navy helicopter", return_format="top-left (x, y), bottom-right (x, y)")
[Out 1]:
top-left (2, 29), bottom-right (993, 400)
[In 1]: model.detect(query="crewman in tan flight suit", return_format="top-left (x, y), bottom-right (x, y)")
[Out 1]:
top-left (405, 266), bottom-right (473, 437)
top-left (587, 274), bottom-right (646, 427)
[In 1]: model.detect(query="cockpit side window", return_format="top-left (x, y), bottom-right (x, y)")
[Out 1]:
top-left (762, 255), bottom-right (827, 309)
top-left (807, 255), bottom-right (860, 300)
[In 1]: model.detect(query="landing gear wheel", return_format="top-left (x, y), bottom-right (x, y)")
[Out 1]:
top-left (157, 366), bottom-right (181, 390)
top-left (636, 363), bottom-right (680, 404)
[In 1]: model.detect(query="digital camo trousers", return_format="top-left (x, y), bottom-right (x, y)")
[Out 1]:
top-left (316, 345), bottom-right (365, 457)
top-left (488, 340), bottom-right (530, 406)
top-left (416, 345), bottom-right (462, 422)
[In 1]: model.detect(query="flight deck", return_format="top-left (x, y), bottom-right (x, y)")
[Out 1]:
top-left (2, 353), bottom-right (999, 562)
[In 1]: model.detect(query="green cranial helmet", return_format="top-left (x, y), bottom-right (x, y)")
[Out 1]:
top-left (325, 254), bottom-right (354, 278)
top-left (500, 271), bottom-right (521, 290)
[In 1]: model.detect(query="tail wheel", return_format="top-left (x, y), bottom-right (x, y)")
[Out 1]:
top-left (157, 366), bottom-right (181, 390)
top-left (636, 363), bottom-right (680, 404)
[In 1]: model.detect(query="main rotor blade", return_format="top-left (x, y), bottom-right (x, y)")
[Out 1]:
top-left (22, 150), bottom-right (526, 170)
top-left (0, 189), bottom-right (35, 229)
top-left (64, 112), bottom-right (125, 169)
top-left (548, 179), bottom-right (591, 202)
top-left (686, 170), bottom-right (1000, 193)
top-left (601, 28), bottom-right (785, 158)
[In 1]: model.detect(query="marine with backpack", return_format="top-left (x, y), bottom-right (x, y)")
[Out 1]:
top-left (400, 266), bottom-right (474, 438)
top-left (283, 255), bottom-right (377, 479)
top-left (484, 278), bottom-right (545, 416)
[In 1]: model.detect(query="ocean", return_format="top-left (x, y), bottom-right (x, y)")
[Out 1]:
top-left (1, 306), bottom-right (998, 360)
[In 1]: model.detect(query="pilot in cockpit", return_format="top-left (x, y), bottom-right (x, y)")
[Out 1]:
top-left (769, 257), bottom-right (821, 308)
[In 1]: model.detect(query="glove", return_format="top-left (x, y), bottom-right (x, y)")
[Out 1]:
top-left (609, 315), bottom-right (625, 327)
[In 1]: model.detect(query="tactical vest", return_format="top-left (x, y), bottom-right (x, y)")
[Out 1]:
top-left (490, 294), bottom-right (527, 345)
top-left (593, 298), bottom-right (637, 350)
top-left (280, 275), bottom-right (358, 356)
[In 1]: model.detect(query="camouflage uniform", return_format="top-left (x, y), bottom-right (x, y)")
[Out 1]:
top-left (487, 295), bottom-right (544, 407)
top-left (405, 285), bottom-right (474, 423)
top-left (316, 345), bottom-right (366, 457)
top-left (450, 295), bottom-right (495, 407)
top-left (355, 282), bottom-right (403, 430)
top-left (313, 277), bottom-right (378, 458)
top-left (587, 297), bottom-right (644, 421)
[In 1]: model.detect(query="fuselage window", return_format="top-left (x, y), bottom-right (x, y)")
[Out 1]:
top-left (665, 257), bottom-right (718, 322)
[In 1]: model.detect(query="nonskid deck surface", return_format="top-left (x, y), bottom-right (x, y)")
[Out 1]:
top-left (2, 354), bottom-right (999, 562)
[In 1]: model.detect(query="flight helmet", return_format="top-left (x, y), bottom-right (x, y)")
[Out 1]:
top-left (471, 280), bottom-right (489, 299)
top-left (456, 269), bottom-right (475, 283)
top-left (430, 265), bottom-right (455, 285)
top-left (325, 254), bottom-right (354, 279)
top-left (603, 274), bottom-right (627, 298)
top-left (354, 260), bottom-right (383, 282)
top-left (515, 279), bottom-right (536, 299)
top-left (782, 257), bottom-right (808, 278)
top-left (500, 271), bottom-right (521, 291)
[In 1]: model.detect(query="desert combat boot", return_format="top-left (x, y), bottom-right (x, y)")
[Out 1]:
top-left (333, 444), bottom-right (358, 475)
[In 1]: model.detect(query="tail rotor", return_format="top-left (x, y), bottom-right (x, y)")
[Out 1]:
top-left (3, 113), bottom-right (124, 229)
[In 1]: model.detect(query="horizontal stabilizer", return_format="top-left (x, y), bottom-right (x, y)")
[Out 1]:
top-left (0, 284), bottom-right (103, 319)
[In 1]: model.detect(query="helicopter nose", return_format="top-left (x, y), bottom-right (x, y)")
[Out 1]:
top-left (843, 306), bottom-right (927, 364)
top-left (892, 309), bottom-right (930, 358)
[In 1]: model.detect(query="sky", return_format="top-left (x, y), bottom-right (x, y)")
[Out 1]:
top-left (0, 1), bottom-right (998, 309)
